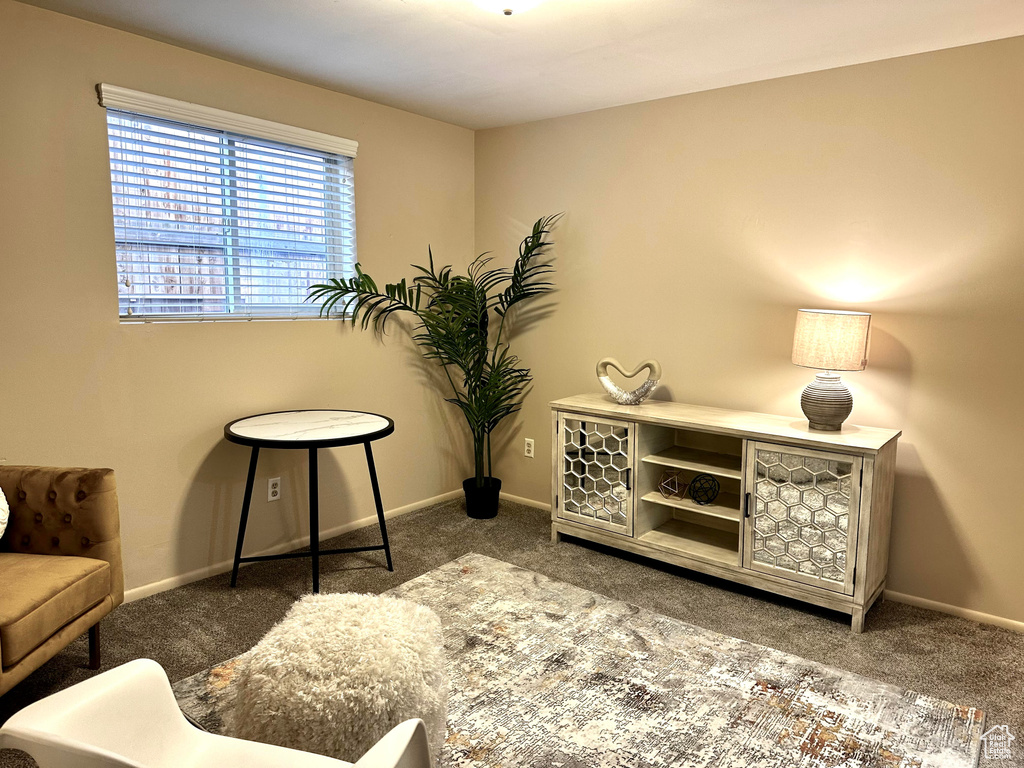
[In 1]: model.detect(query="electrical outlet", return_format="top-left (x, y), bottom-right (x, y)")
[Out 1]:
top-left (268, 477), bottom-right (281, 502)
top-left (524, 438), bottom-right (535, 458)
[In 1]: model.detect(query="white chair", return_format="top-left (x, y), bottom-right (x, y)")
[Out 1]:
top-left (0, 659), bottom-right (432, 768)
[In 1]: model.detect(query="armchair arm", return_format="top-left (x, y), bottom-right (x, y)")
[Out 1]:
top-left (0, 466), bottom-right (124, 607)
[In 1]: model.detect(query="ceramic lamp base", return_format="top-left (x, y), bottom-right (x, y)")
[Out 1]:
top-left (801, 371), bottom-right (853, 431)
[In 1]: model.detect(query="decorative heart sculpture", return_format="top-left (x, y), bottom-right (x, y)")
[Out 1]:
top-left (596, 358), bottom-right (662, 405)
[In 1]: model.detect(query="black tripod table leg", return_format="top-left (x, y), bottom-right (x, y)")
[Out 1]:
top-left (365, 441), bottom-right (393, 571)
top-left (230, 446), bottom-right (260, 587)
top-left (309, 447), bottom-right (320, 593)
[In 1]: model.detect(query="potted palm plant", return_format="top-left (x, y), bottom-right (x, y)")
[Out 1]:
top-left (309, 214), bottom-right (560, 518)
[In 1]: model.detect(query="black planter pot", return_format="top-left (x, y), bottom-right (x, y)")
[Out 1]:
top-left (463, 476), bottom-right (502, 519)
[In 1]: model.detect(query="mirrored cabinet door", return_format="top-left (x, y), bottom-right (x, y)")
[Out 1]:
top-left (744, 442), bottom-right (862, 595)
top-left (556, 414), bottom-right (634, 536)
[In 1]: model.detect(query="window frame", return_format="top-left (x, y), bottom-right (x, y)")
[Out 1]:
top-left (98, 84), bottom-right (358, 323)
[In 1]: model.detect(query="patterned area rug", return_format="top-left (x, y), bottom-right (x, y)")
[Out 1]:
top-left (173, 553), bottom-right (984, 767)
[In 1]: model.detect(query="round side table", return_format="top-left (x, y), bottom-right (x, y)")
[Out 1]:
top-left (224, 409), bottom-right (395, 593)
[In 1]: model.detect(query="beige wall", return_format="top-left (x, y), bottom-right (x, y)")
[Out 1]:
top-left (3, 0), bottom-right (1022, 625)
top-left (476, 37), bottom-right (1024, 624)
top-left (0, 0), bottom-right (475, 592)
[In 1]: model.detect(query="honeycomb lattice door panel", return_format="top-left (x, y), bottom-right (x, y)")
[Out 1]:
top-left (556, 414), bottom-right (634, 536)
top-left (744, 441), bottom-right (862, 595)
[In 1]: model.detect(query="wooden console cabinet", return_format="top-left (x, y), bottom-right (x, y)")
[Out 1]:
top-left (550, 394), bottom-right (900, 633)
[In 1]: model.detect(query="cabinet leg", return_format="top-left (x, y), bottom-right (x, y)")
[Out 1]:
top-left (551, 527), bottom-right (562, 543)
top-left (851, 607), bottom-right (865, 634)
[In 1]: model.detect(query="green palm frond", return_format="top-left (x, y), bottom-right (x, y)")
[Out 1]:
top-left (495, 213), bottom-right (561, 318)
top-left (308, 214), bottom-right (561, 483)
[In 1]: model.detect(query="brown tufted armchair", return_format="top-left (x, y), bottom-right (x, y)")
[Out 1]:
top-left (0, 466), bottom-right (123, 696)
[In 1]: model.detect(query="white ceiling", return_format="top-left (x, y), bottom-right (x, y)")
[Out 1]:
top-left (17, 0), bottom-right (1024, 129)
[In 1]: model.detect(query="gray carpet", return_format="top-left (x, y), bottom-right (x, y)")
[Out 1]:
top-left (2, 498), bottom-right (1022, 766)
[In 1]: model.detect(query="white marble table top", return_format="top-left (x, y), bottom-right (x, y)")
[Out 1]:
top-left (227, 410), bottom-right (391, 443)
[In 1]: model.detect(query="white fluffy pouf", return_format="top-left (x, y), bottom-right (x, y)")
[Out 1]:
top-left (227, 593), bottom-right (449, 764)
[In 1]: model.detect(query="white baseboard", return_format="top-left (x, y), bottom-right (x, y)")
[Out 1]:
top-left (505, 488), bottom-right (1024, 633)
top-left (124, 488), bottom-right (1024, 634)
top-left (501, 492), bottom-right (1024, 633)
top-left (123, 490), bottom-right (462, 603)
top-left (499, 491), bottom-right (551, 511)
top-left (883, 590), bottom-right (1024, 634)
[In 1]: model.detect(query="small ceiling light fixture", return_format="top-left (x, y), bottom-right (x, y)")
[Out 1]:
top-left (474, 0), bottom-right (543, 15)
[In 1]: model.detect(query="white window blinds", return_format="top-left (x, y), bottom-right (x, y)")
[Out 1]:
top-left (101, 91), bottom-right (356, 321)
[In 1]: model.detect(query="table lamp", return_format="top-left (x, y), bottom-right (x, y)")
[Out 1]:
top-left (792, 309), bottom-right (871, 431)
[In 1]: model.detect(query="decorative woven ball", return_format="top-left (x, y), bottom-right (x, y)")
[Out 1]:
top-left (688, 473), bottom-right (720, 505)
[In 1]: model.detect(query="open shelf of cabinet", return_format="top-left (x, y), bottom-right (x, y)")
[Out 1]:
top-left (640, 490), bottom-right (741, 522)
top-left (641, 446), bottom-right (742, 479)
top-left (638, 519), bottom-right (739, 566)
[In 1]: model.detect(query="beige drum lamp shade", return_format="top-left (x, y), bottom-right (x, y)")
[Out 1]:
top-left (791, 309), bottom-right (871, 431)
top-left (792, 310), bottom-right (870, 372)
